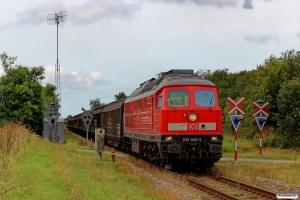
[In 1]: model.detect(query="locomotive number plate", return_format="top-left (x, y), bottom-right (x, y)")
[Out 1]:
top-left (182, 138), bottom-right (201, 142)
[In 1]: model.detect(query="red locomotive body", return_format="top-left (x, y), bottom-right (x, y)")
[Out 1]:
top-left (123, 69), bottom-right (223, 169)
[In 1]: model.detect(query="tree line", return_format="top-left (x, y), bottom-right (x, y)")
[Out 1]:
top-left (0, 52), bottom-right (56, 135)
top-left (196, 49), bottom-right (300, 148)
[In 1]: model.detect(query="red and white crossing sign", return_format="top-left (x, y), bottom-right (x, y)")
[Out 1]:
top-left (227, 97), bottom-right (246, 115)
top-left (252, 102), bottom-right (270, 116)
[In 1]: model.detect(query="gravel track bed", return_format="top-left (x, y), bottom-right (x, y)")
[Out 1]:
top-left (190, 175), bottom-right (270, 199)
top-left (128, 160), bottom-right (300, 200)
top-left (128, 162), bottom-right (209, 200)
top-left (252, 176), bottom-right (300, 195)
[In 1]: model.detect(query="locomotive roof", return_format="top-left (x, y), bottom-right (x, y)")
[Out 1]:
top-left (126, 69), bottom-right (215, 102)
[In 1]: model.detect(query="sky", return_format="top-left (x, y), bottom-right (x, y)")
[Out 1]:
top-left (1, 0), bottom-right (300, 118)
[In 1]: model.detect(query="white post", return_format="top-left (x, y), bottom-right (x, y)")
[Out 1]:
top-left (259, 113), bottom-right (262, 155)
top-left (234, 110), bottom-right (238, 163)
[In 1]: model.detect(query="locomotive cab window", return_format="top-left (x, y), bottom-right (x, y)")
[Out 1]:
top-left (195, 90), bottom-right (216, 107)
top-left (157, 96), bottom-right (163, 108)
top-left (168, 90), bottom-right (188, 106)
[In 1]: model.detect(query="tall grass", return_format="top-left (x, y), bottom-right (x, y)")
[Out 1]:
top-left (0, 123), bottom-right (35, 198)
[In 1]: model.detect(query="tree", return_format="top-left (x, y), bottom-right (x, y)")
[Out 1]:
top-left (194, 69), bottom-right (211, 78)
top-left (89, 98), bottom-right (106, 109)
top-left (114, 92), bottom-right (127, 100)
top-left (277, 78), bottom-right (300, 147)
top-left (42, 83), bottom-right (57, 105)
top-left (0, 52), bottom-right (45, 134)
top-left (0, 52), bottom-right (17, 73)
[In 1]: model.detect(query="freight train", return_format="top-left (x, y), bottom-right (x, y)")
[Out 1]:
top-left (66, 69), bottom-right (223, 170)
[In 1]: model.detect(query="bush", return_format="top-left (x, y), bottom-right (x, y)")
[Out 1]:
top-left (277, 78), bottom-right (300, 148)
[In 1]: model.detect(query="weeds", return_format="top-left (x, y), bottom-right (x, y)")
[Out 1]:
top-left (0, 122), bottom-right (34, 198)
top-left (285, 174), bottom-right (290, 184)
top-left (233, 192), bottom-right (243, 197)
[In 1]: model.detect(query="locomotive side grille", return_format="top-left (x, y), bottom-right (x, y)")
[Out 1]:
top-left (132, 139), bottom-right (140, 153)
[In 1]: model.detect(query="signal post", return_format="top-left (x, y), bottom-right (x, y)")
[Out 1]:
top-left (81, 108), bottom-right (94, 146)
top-left (252, 100), bottom-right (269, 155)
top-left (227, 97), bottom-right (245, 163)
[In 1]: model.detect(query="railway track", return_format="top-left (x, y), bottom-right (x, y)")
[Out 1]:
top-left (174, 173), bottom-right (278, 200)
top-left (128, 158), bottom-right (278, 200)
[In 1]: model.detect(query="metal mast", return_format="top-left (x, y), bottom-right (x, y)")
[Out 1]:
top-left (47, 11), bottom-right (67, 113)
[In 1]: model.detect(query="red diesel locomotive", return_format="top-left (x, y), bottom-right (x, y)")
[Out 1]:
top-left (123, 69), bottom-right (222, 169)
top-left (67, 69), bottom-right (223, 170)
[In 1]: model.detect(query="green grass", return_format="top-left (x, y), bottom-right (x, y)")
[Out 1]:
top-left (4, 128), bottom-right (181, 200)
top-left (213, 160), bottom-right (300, 185)
top-left (213, 129), bottom-right (300, 186)
top-left (2, 124), bottom-right (300, 199)
top-left (222, 131), bottom-right (300, 160)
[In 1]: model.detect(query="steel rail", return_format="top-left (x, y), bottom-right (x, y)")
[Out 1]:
top-left (174, 174), bottom-right (238, 200)
top-left (209, 175), bottom-right (277, 199)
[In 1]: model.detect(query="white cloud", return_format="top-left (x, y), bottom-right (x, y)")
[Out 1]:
top-left (15, 0), bottom-right (140, 26)
top-left (152, 0), bottom-right (237, 7)
top-left (70, 0), bottom-right (140, 25)
top-left (89, 72), bottom-right (101, 80)
top-left (16, 2), bottom-right (67, 25)
top-left (42, 65), bottom-right (111, 90)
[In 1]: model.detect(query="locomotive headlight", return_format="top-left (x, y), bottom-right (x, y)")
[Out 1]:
top-left (161, 136), bottom-right (173, 141)
top-left (189, 113), bottom-right (197, 121)
top-left (211, 136), bottom-right (217, 141)
top-left (211, 135), bottom-right (223, 141)
top-left (166, 136), bottom-right (173, 141)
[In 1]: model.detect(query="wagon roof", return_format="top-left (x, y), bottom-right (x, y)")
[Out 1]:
top-left (102, 98), bottom-right (127, 112)
top-left (92, 106), bottom-right (105, 114)
top-left (71, 112), bottom-right (84, 120)
top-left (125, 69), bottom-right (215, 102)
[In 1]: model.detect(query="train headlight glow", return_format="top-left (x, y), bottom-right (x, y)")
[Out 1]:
top-left (161, 136), bottom-right (173, 141)
top-left (211, 135), bottom-right (223, 141)
top-left (166, 136), bottom-right (173, 141)
top-left (189, 113), bottom-right (197, 121)
top-left (211, 136), bottom-right (217, 141)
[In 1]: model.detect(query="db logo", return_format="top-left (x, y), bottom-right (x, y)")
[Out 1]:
top-left (188, 123), bottom-right (198, 130)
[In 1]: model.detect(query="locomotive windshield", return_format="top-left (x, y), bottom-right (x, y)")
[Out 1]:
top-left (195, 90), bottom-right (216, 106)
top-left (168, 90), bottom-right (188, 106)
